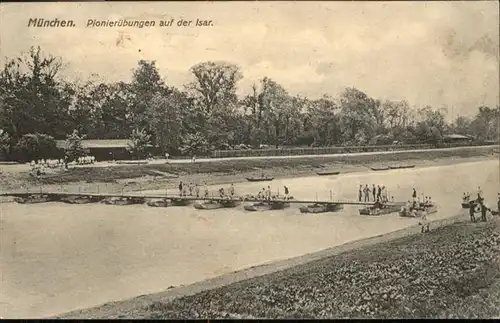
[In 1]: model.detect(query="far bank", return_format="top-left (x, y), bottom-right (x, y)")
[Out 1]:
top-left (0, 145), bottom-right (498, 195)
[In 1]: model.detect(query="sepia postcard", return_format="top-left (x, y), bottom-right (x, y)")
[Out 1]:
top-left (0, 0), bottom-right (499, 319)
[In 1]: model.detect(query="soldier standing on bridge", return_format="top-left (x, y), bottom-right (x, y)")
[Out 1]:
top-left (229, 184), bottom-right (235, 197)
top-left (377, 185), bottom-right (382, 202)
top-left (284, 186), bottom-right (289, 199)
top-left (363, 185), bottom-right (370, 202)
top-left (179, 181), bottom-right (183, 196)
top-left (372, 184), bottom-right (376, 201)
top-left (358, 185), bottom-right (363, 202)
top-left (195, 184), bottom-right (200, 198)
top-left (204, 182), bottom-right (209, 198)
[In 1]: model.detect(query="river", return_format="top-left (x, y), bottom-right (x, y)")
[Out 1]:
top-left (1, 159), bottom-right (498, 318)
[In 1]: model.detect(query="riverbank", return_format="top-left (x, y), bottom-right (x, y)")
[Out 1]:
top-left (0, 146), bottom-right (497, 195)
top-left (56, 213), bottom-right (500, 319)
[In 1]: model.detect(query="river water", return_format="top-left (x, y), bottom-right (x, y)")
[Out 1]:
top-left (1, 160), bottom-right (498, 318)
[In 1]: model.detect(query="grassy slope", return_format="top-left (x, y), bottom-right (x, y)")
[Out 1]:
top-left (31, 146), bottom-right (497, 185)
top-left (143, 219), bottom-right (500, 319)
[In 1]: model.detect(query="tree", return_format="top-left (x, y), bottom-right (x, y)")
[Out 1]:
top-left (449, 116), bottom-right (471, 136)
top-left (187, 61), bottom-right (242, 114)
top-left (129, 60), bottom-right (166, 131)
top-left (0, 46), bottom-right (74, 140)
top-left (186, 61), bottom-right (243, 148)
top-left (13, 133), bottom-right (59, 162)
top-left (338, 88), bottom-right (378, 145)
top-left (414, 106), bottom-right (446, 144)
top-left (0, 129), bottom-right (11, 159)
top-left (179, 132), bottom-right (210, 156)
top-left (127, 128), bottom-right (151, 160)
top-left (469, 106), bottom-right (499, 142)
top-left (64, 129), bottom-right (88, 162)
top-left (306, 95), bottom-right (340, 146)
top-left (146, 89), bottom-right (185, 154)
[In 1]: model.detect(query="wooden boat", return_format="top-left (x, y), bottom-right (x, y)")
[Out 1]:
top-left (59, 196), bottom-right (95, 204)
top-left (370, 167), bottom-right (390, 171)
top-left (102, 197), bottom-right (137, 205)
top-left (14, 194), bottom-right (52, 204)
top-left (316, 171), bottom-right (340, 176)
top-left (244, 200), bottom-right (291, 211)
top-left (170, 197), bottom-right (194, 206)
top-left (300, 203), bottom-right (344, 214)
top-left (246, 176), bottom-right (274, 182)
top-left (194, 199), bottom-right (242, 210)
top-left (359, 202), bottom-right (401, 216)
top-left (389, 165), bottom-right (416, 170)
top-left (146, 199), bottom-right (170, 207)
top-left (399, 204), bottom-right (438, 217)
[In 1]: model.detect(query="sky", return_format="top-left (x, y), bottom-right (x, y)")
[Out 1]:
top-left (0, 1), bottom-right (498, 119)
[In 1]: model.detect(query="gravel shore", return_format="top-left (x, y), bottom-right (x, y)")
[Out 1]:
top-left (143, 218), bottom-right (500, 319)
top-left (55, 212), bottom-right (500, 319)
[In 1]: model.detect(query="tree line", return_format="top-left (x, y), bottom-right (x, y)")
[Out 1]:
top-left (0, 46), bottom-right (498, 161)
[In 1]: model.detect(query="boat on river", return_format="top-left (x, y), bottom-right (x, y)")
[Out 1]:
top-left (359, 202), bottom-right (401, 216)
top-left (102, 197), bottom-right (142, 205)
top-left (146, 198), bottom-right (170, 207)
top-left (194, 199), bottom-right (242, 209)
top-left (299, 203), bottom-right (344, 214)
top-left (244, 199), bottom-right (292, 211)
top-left (246, 176), bottom-right (274, 182)
top-left (371, 167), bottom-right (390, 171)
top-left (316, 171), bottom-right (340, 176)
top-left (389, 165), bottom-right (416, 170)
top-left (170, 197), bottom-right (194, 206)
top-left (399, 203), bottom-right (438, 217)
top-left (59, 195), bottom-right (96, 204)
top-left (14, 194), bottom-right (53, 204)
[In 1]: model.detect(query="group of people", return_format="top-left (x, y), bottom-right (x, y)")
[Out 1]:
top-left (358, 184), bottom-right (391, 203)
top-left (404, 194), bottom-right (434, 212)
top-left (467, 186), bottom-right (496, 223)
top-left (256, 185), bottom-right (291, 201)
top-left (75, 155), bottom-right (96, 165)
top-left (178, 181), bottom-right (208, 198)
top-left (30, 158), bottom-right (67, 176)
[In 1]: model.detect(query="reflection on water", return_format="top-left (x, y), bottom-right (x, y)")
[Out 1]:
top-left (0, 160), bottom-right (498, 318)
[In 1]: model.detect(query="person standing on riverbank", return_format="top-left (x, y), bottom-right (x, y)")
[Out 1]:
top-left (480, 203), bottom-right (488, 222)
top-left (469, 201), bottom-right (476, 222)
top-left (477, 186), bottom-right (484, 204)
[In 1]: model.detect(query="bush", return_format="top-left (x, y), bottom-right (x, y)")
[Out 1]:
top-left (13, 133), bottom-right (61, 162)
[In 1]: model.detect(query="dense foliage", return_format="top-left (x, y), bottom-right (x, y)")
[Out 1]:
top-left (0, 46), bottom-right (498, 158)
